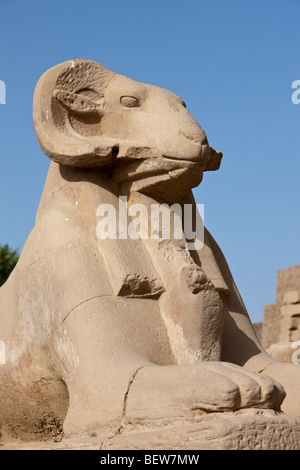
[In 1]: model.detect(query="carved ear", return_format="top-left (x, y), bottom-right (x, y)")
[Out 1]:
top-left (52, 89), bottom-right (104, 116)
top-left (33, 59), bottom-right (116, 167)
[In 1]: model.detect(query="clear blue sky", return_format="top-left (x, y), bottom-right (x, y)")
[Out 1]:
top-left (0, 0), bottom-right (299, 324)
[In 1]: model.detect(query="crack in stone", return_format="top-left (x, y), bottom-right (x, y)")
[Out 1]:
top-left (257, 361), bottom-right (275, 374)
top-left (122, 366), bottom-right (144, 421)
top-left (99, 366), bottom-right (144, 449)
top-left (46, 294), bottom-right (115, 338)
top-left (60, 295), bottom-right (115, 326)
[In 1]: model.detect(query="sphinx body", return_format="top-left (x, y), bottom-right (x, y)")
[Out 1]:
top-left (0, 60), bottom-right (299, 448)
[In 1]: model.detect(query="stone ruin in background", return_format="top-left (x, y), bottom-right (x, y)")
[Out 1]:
top-left (255, 265), bottom-right (300, 363)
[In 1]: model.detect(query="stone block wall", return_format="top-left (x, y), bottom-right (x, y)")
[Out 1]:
top-left (254, 265), bottom-right (300, 349)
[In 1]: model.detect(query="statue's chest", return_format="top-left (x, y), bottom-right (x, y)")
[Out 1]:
top-left (98, 237), bottom-right (225, 363)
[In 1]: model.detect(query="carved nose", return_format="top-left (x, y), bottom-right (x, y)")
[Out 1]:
top-left (179, 129), bottom-right (207, 145)
top-left (204, 147), bottom-right (223, 172)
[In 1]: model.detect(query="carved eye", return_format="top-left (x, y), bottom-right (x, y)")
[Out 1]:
top-left (120, 95), bottom-right (140, 108)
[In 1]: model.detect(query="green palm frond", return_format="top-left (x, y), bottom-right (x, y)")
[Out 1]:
top-left (0, 244), bottom-right (19, 287)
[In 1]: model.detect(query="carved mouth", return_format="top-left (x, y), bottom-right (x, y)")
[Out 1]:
top-left (162, 154), bottom-right (205, 164)
top-left (129, 162), bottom-right (205, 203)
top-left (114, 155), bottom-right (205, 187)
top-left (163, 146), bottom-right (223, 172)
